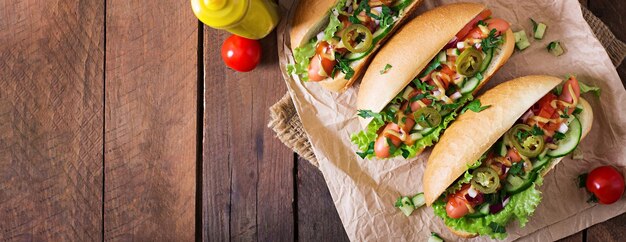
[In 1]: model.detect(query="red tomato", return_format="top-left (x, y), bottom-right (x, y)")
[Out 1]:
top-left (374, 123), bottom-right (402, 158)
top-left (466, 27), bottom-right (485, 39)
top-left (506, 148), bottom-right (522, 163)
top-left (221, 35), bottom-right (261, 72)
top-left (446, 197), bottom-right (470, 219)
top-left (456, 9), bottom-right (492, 40)
top-left (485, 18), bottom-right (510, 35)
top-left (559, 76), bottom-right (581, 106)
top-left (465, 18), bottom-right (510, 40)
top-left (586, 166), bottom-right (625, 204)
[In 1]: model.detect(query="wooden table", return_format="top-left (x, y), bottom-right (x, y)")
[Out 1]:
top-left (0, 0), bottom-right (624, 241)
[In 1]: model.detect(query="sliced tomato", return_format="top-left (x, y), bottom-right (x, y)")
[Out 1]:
top-left (559, 76), bottom-right (581, 108)
top-left (506, 148), bottom-right (522, 163)
top-left (456, 9), bottom-right (492, 40)
top-left (439, 65), bottom-right (455, 89)
top-left (485, 18), bottom-right (510, 36)
top-left (466, 27), bottom-right (485, 39)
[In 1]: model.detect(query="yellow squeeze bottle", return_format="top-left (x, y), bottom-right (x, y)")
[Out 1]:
top-left (191, 0), bottom-right (280, 40)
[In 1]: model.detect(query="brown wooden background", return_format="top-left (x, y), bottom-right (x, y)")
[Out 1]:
top-left (0, 0), bottom-right (624, 241)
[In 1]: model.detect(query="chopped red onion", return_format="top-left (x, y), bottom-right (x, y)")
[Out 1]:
top-left (521, 109), bottom-right (534, 122)
top-left (465, 193), bottom-right (484, 204)
top-left (489, 203), bottom-right (504, 214)
top-left (445, 36), bottom-right (459, 49)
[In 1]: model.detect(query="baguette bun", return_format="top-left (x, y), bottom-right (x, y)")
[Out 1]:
top-left (424, 75), bottom-right (562, 205)
top-left (356, 3), bottom-right (515, 128)
top-left (424, 76), bottom-right (594, 207)
top-left (442, 98), bottom-right (593, 237)
top-left (289, 0), bottom-right (423, 92)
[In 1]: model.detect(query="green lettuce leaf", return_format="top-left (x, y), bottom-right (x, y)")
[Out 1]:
top-left (287, 0), bottom-right (347, 81)
top-left (287, 40), bottom-right (317, 81)
top-left (351, 94), bottom-right (473, 159)
top-left (578, 81), bottom-right (601, 97)
top-left (432, 176), bottom-right (544, 239)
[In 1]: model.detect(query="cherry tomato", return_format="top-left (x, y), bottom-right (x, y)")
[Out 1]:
top-left (559, 76), bottom-right (581, 107)
top-left (485, 18), bottom-right (510, 35)
top-left (374, 123), bottom-right (402, 158)
top-left (586, 166), bottom-right (625, 204)
top-left (456, 9), bottom-right (492, 40)
top-left (221, 35), bottom-right (261, 72)
top-left (446, 197), bottom-right (470, 219)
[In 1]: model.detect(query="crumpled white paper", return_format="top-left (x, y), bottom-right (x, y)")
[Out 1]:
top-left (277, 0), bottom-right (626, 240)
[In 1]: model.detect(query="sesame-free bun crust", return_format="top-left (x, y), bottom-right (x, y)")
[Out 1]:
top-left (356, 3), bottom-right (515, 127)
top-left (289, 0), bottom-right (424, 92)
top-left (424, 75), bottom-right (562, 206)
top-left (440, 97), bottom-right (593, 238)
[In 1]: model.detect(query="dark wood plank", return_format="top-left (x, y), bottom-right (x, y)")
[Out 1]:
top-left (0, 0), bottom-right (104, 240)
top-left (104, 1), bottom-right (197, 240)
top-left (588, 0), bottom-right (626, 82)
top-left (203, 29), bottom-right (294, 241)
top-left (559, 231), bottom-right (584, 242)
top-left (587, 213), bottom-right (626, 242)
top-left (297, 158), bottom-right (350, 242)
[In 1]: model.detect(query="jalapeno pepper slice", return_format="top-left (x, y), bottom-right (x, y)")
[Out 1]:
top-left (507, 124), bottom-right (545, 158)
top-left (455, 47), bottom-right (484, 76)
top-left (413, 107), bottom-right (442, 128)
top-left (471, 167), bottom-right (500, 194)
top-left (342, 24), bottom-right (373, 53)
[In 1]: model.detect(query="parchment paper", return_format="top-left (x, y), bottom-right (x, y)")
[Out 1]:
top-left (278, 0), bottom-right (626, 240)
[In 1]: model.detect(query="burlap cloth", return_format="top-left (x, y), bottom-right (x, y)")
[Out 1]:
top-left (268, 7), bottom-right (626, 168)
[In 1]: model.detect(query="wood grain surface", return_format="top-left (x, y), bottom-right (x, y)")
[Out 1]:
top-left (0, 0), bottom-right (624, 241)
top-left (0, 0), bottom-right (104, 240)
top-left (203, 28), bottom-right (294, 241)
top-left (104, 0), bottom-right (197, 240)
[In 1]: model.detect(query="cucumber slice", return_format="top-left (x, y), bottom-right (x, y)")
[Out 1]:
top-left (466, 204), bottom-right (490, 218)
top-left (547, 116), bottom-right (582, 158)
top-left (428, 233), bottom-right (444, 242)
top-left (479, 203), bottom-right (490, 214)
top-left (412, 193), bottom-right (426, 208)
top-left (397, 196), bottom-right (415, 216)
top-left (391, 0), bottom-right (413, 12)
top-left (547, 41), bottom-right (565, 57)
top-left (460, 77), bottom-right (480, 94)
top-left (505, 172), bottom-right (538, 195)
top-left (514, 31), bottom-right (530, 50)
top-left (420, 127), bottom-right (435, 136)
top-left (479, 48), bottom-right (494, 72)
top-left (437, 51), bottom-right (447, 63)
top-left (344, 49), bottom-right (371, 61)
top-left (493, 140), bottom-right (507, 157)
top-left (534, 23), bottom-right (547, 40)
top-left (499, 141), bottom-right (508, 157)
top-left (531, 156), bottom-right (550, 172)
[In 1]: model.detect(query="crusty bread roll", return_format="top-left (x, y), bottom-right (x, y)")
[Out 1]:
top-left (356, 3), bottom-right (515, 128)
top-left (289, 0), bottom-right (424, 92)
top-left (443, 98), bottom-right (593, 238)
top-left (423, 75), bottom-right (594, 206)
